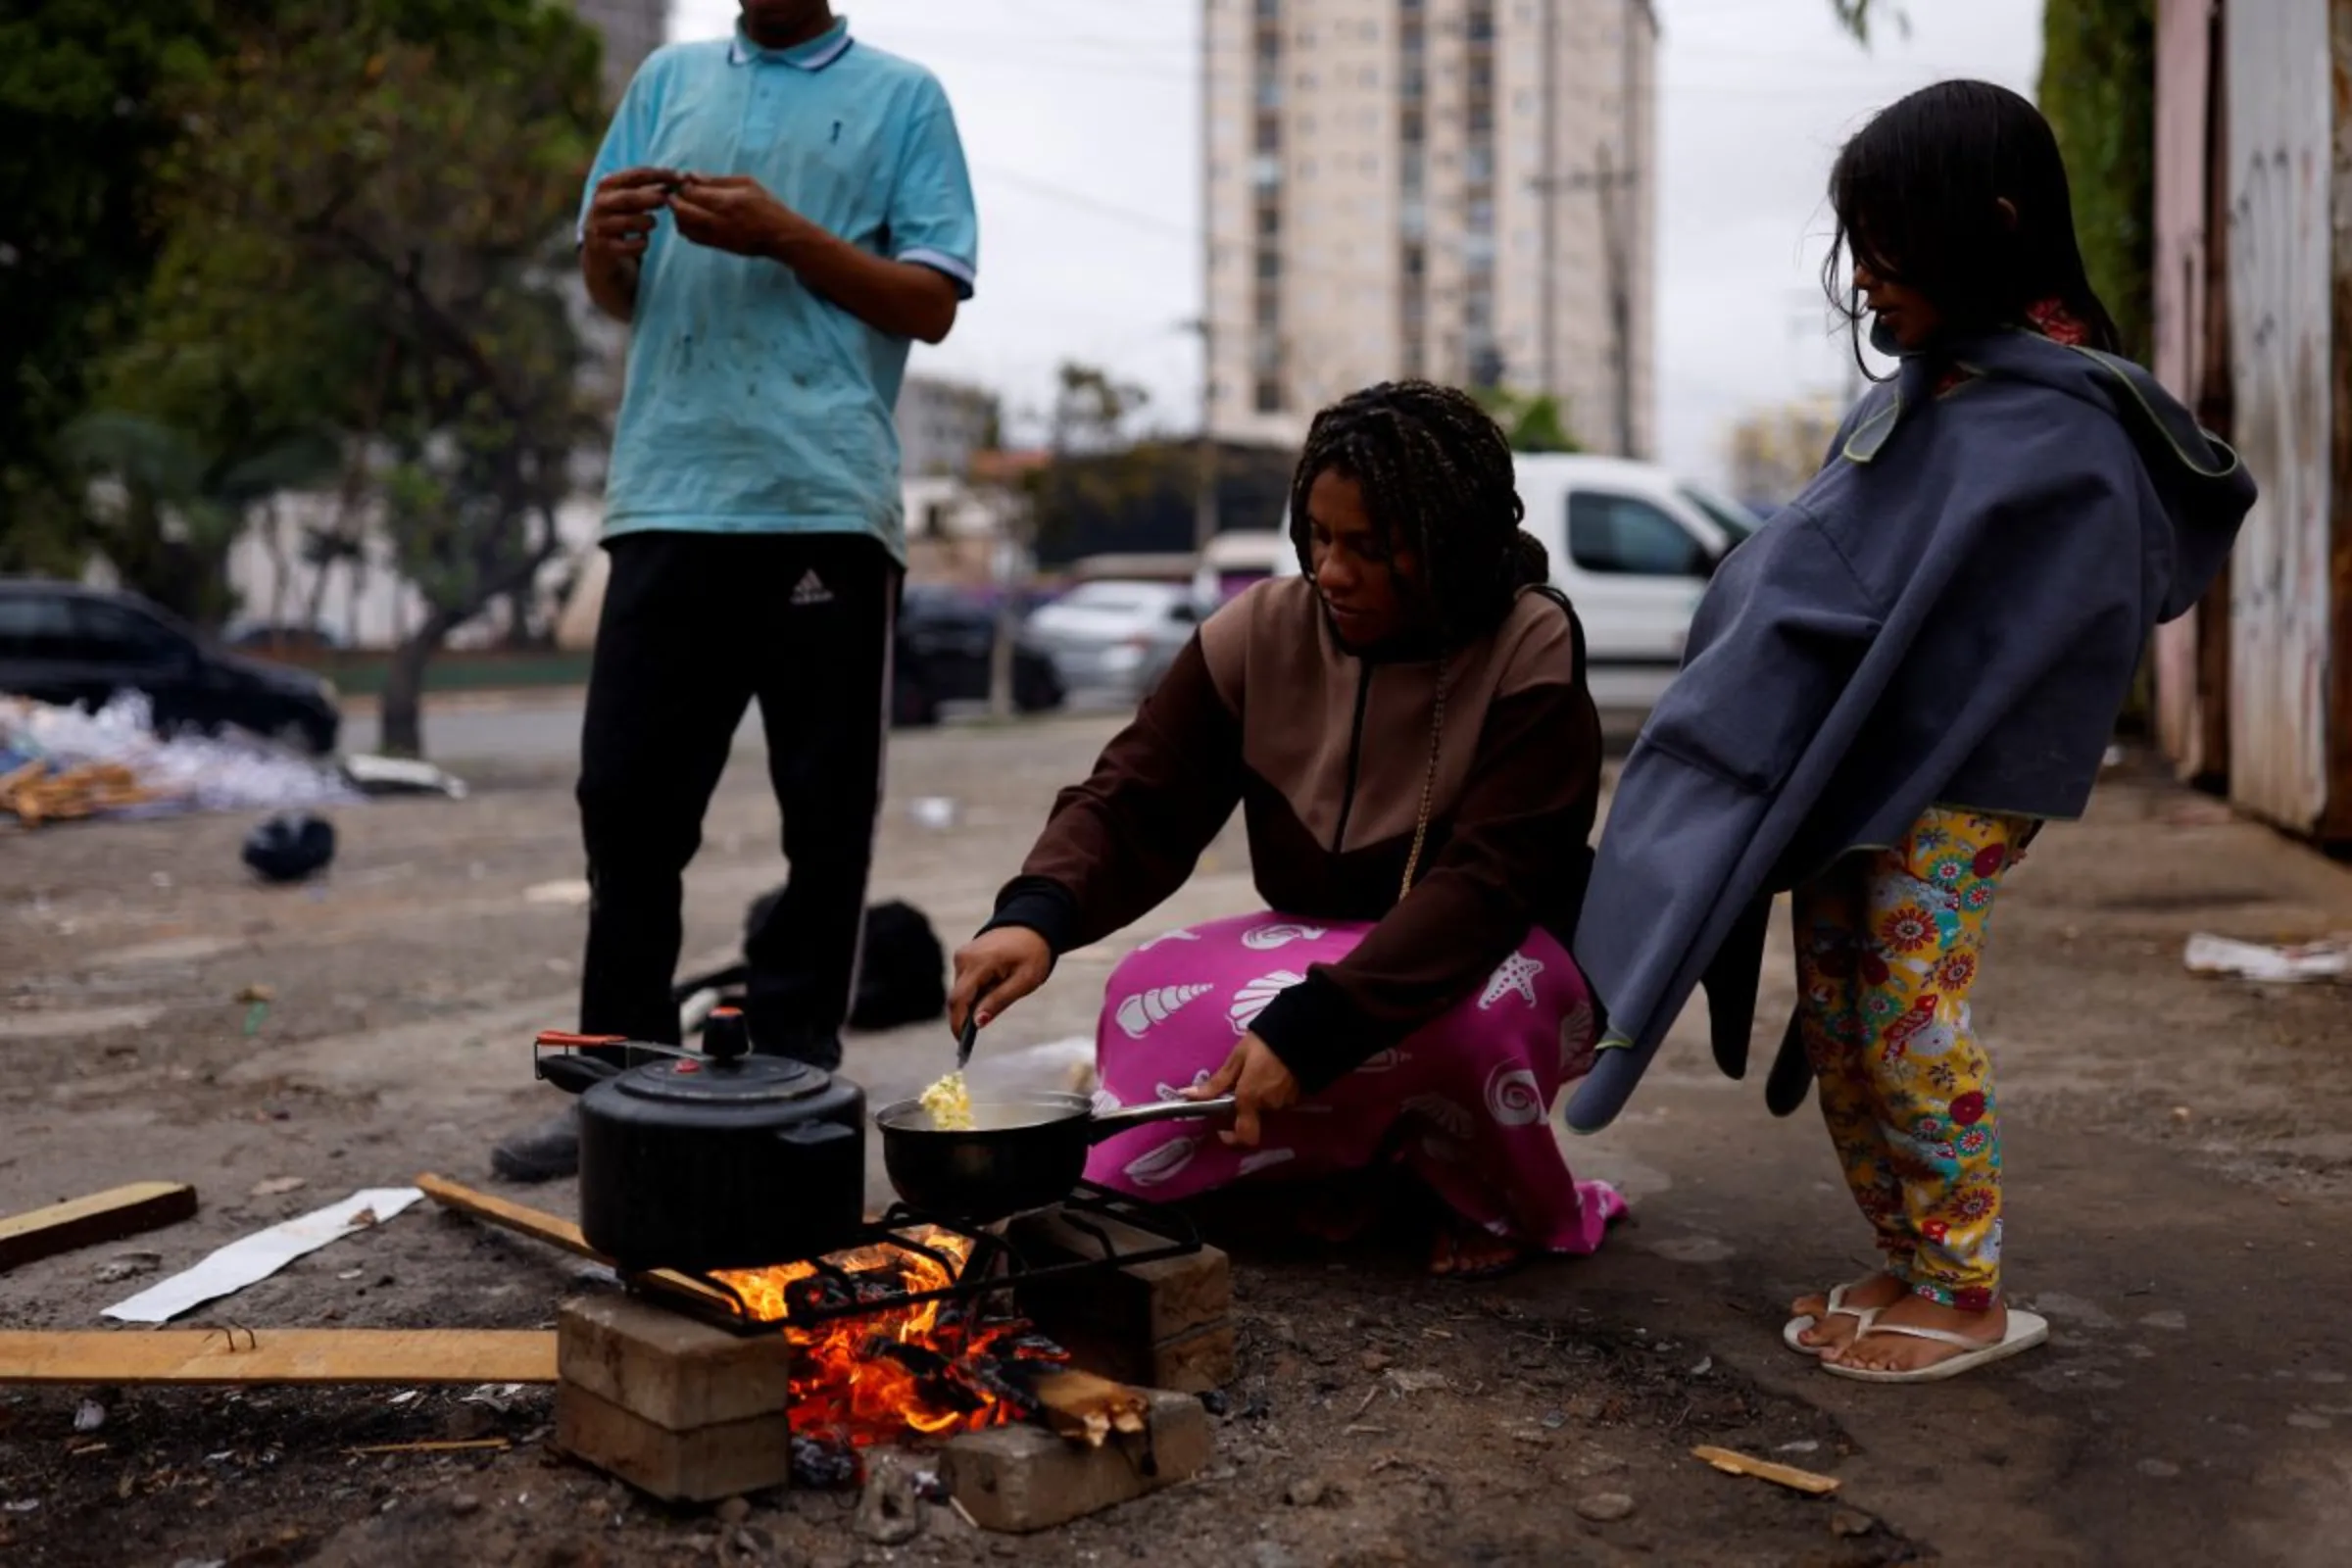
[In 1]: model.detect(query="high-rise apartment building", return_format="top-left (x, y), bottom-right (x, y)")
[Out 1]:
top-left (1202, 0), bottom-right (1656, 456)
top-left (573, 0), bottom-right (669, 102)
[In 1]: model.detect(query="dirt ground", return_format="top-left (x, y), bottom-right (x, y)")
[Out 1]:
top-left (2, 708), bottom-right (2349, 1567)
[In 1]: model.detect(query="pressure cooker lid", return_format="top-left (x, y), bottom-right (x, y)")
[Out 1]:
top-left (615, 1054), bottom-right (832, 1106)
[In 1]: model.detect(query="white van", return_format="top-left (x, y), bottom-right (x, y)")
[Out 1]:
top-left (1193, 529), bottom-right (1293, 611)
top-left (1274, 454), bottom-right (1759, 711)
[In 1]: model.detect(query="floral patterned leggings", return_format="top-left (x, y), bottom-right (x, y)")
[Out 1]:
top-left (1791, 808), bottom-right (2035, 1311)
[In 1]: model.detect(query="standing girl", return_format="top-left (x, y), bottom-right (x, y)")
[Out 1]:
top-left (1565, 81), bottom-right (2256, 1382)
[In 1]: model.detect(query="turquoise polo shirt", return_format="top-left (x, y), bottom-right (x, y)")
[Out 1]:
top-left (583, 20), bottom-right (979, 562)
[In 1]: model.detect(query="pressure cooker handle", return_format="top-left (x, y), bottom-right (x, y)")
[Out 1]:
top-left (537, 1054), bottom-right (621, 1096)
top-left (1083, 1095), bottom-right (1239, 1144)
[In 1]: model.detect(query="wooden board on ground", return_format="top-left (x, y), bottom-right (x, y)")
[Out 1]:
top-left (0, 1330), bottom-right (556, 1386)
top-left (414, 1173), bottom-right (740, 1319)
top-left (0, 1182), bottom-right (198, 1272)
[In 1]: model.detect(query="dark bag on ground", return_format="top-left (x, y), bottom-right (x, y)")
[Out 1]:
top-left (673, 895), bottom-right (948, 1034)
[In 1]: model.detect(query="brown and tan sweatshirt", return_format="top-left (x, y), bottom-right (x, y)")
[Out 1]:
top-left (987, 576), bottom-right (1605, 1092)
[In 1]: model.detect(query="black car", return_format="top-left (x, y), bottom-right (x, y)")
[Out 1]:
top-left (892, 585), bottom-right (1062, 728)
top-left (0, 579), bottom-right (343, 755)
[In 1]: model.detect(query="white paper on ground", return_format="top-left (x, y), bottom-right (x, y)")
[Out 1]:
top-left (2182, 933), bottom-right (2352, 984)
top-left (101, 1187), bottom-right (425, 1324)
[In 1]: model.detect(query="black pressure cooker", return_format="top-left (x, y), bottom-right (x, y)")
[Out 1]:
top-left (534, 1008), bottom-right (866, 1272)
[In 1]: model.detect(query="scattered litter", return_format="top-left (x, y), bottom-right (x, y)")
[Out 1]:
top-left (347, 1439), bottom-right (509, 1457)
top-left (2, 1498), bottom-right (40, 1514)
top-left (2102, 744), bottom-right (2127, 769)
top-left (242, 812), bottom-right (336, 883)
top-left (1689, 1356), bottom-right (1713, 1377)
top-left (0, 695), bottom-right (362, 821)
top-left (102, 1187), bottom-right (423, 1324)
top-left (71, 1398), bottom-right (106, 1434)
top-left (523, 880), bottom-right (591, 908)
top-left (249, 1177), bottom-right (308, 1199)
top-left (93, 1250), bottom-right (165, 1285)
top-left (2183, 932), bottom-right (2351, 985)
top-left (854, 1458), bottom-right (921, 1545)
top-left (388, 1391), bottom-right (420, 1406)
top-left (338, 1269), bottom-right (366, 1282)
top-left (1692, 1445), bottom-right (1840, 1496)
top-left (343, 755), bottom-right (467, 800)
top-left (1775, 1440), bottom-right (1822, 1454)
top-left (1575, 1493), bottom-right (1636, 1523)
top-left (1384, 1368), bottom-right (1448, 1396)
top-left (907, 796), bottom-right (960, 830)
top-left (1541, 1410), bottom-right (1567, 1430)
top-left (462, 1384), bottom-right (527, 1413)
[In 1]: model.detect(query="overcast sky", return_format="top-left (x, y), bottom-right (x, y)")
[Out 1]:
top-left (665, 0), bottom-right (2044, 481)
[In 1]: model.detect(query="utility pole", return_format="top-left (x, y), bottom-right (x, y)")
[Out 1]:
top-left (1540, 0), bottom-right (1559, 396)
top-left (1188, 318), bottom-right (1220, 558)
top-left (1190, 5), bottom-right (1218, 565)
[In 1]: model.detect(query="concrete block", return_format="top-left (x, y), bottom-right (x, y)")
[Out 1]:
top-left (940, 1389), bottom-right (1211, 1534)
top-left (1044, 1317), bottom-right (1238, 1395)
top-left (1009, 1212), bottom-right (1231, 1345)
top-left (554, 1381), bottom-right (792, 1503)
top-left (557, 1293), bottom-right (793, 1432)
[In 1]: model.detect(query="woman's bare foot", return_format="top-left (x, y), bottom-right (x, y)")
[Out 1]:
top-left (1789, 1273), bottom-right (1908, 1353)
top-left (1829, 1292), bottom-right (2007, 1374)
top-left (1428, 1218), bottom-right (1527, 1279)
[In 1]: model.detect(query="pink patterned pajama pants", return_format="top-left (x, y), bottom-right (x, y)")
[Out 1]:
top-left (1081, 912), bottom-right (1627, 1253)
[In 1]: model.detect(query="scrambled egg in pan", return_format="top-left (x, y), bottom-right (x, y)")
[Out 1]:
top-left (918, 1070), bottom-right (974, 1130)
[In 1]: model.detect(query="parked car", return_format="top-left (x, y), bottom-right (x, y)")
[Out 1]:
top-left (1021, 579), bottom-right (1202, 704)
top-left (891, 584), bottom-right (1064, 728)
top-left (0, 578), bottom-right (342, 754)
top-left (228, 622), bottom-right (346, 659)
top-left (1274, 454), bottom-right (1760, 711)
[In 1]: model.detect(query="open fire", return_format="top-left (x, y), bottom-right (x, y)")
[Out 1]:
top-left (711, 1227), bottom-right (1066, 1474)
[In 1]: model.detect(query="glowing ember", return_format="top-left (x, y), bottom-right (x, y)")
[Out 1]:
top-left (712, 1227), bottom-right (1065, 1454)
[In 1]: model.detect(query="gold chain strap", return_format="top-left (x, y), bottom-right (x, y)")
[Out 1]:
top-left (1396, 657), bottom-right (1449, 902)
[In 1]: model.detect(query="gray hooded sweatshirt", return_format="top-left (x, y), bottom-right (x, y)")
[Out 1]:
top-left (1567, 329), bottom-right (2256, 1133)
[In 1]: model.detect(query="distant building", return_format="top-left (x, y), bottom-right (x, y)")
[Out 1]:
top-left (571, 0), bottom-right (667, 103)
top-left (898, 377), bottom-right (1002, 479)
top-left (1202, 0), bottom-right (1659, 455)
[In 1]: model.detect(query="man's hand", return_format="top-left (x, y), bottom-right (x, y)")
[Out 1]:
top-left (949, 927), bottom-right (1054, 1034)
top-left (580, 167), bottom-right (678, 319)
top-left (582, 166), bottom-right (679, 263)
top-left (668, 173), bottom-right (807, 261)
top-left (1186, 1033), bottom-right (1299, 1149)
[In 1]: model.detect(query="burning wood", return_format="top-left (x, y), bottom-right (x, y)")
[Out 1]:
top-left (1025, 1368), bottom-right (1151, 1448)
top-left (711, 1227), bottom-right (1067, 1470)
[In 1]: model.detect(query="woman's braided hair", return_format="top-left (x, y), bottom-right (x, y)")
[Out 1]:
top-left (1286, 379), bottom-right (1550, 648)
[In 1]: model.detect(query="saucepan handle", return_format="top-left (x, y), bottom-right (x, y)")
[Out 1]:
top-left (1083, 1095), bottom-right (1239, 1144)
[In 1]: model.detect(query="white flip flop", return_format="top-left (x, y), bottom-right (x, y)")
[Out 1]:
top-left (1821, 1309), bottom-right (2051, 1383)
top-left (1782, 1282), bottom-right (1882, 1356)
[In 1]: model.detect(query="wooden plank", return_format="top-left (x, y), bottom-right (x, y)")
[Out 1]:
top-left (0, 1330), bottom-right (556, 1386)
top-left (414, 1173), bottom-right (741, 1319)
top-left (0, 1182), bottom-right (198, 1272)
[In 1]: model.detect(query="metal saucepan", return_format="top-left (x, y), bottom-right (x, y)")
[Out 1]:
top-left (875, 1090), bottom-right (1237, 1222)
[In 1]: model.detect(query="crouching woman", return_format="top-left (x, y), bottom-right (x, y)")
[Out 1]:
top-left (950, 382), bottom-right (1625, 1277)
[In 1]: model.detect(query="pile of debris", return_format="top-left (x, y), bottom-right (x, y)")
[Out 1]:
top-left (0, 694), bottom-right (361, 827)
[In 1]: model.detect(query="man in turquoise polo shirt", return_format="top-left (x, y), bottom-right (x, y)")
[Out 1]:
top-left (495, 0), bottom-right (978, 1181)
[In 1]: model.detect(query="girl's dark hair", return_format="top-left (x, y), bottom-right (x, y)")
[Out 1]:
top-left (1825, 79), bottom-right (2122, 368)
top-left (1287, 380), bottom-right (1548, 646)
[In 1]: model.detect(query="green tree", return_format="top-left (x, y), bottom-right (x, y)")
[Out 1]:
top-left (2038, 0), bottom-right (2155, 358)
top-left (1827, 1), bottom-right (1907, 43)
top-left (0, 1), bottom-right (242, 576)
top-left (1475, 387), bottom-right (1584, 454)
top-left (139, 0), bottom-right (606, 755)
